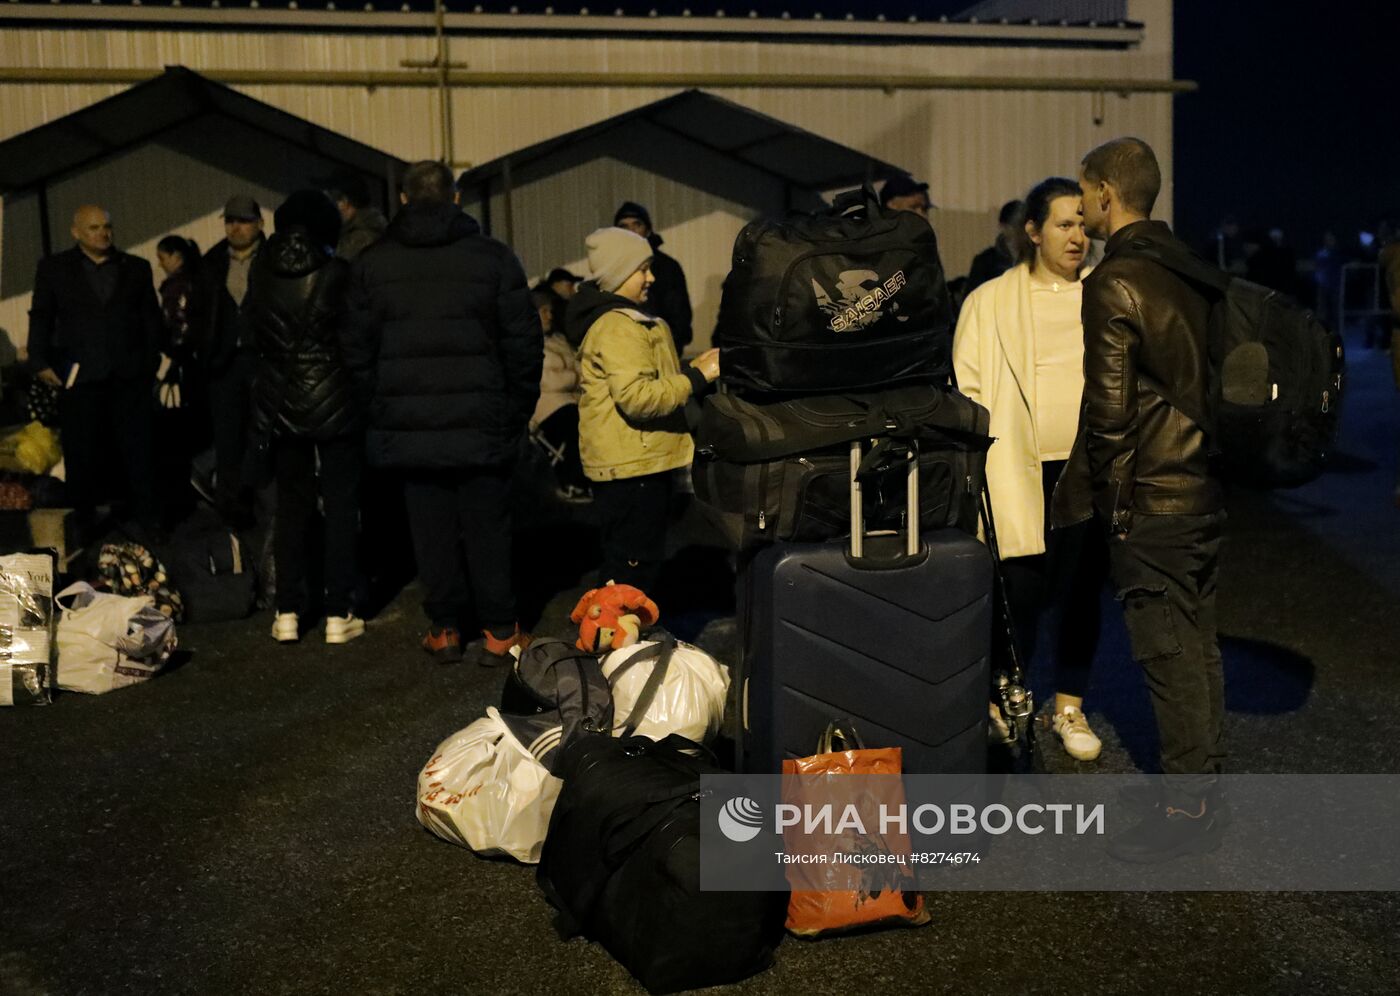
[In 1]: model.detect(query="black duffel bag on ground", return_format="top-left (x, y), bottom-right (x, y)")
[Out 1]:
top-left (537, 733), bottom-right (785, 995)
top-left (715, 184), bottom-right (953, 395)
top-left (692, 384), bottom-right (991, 550)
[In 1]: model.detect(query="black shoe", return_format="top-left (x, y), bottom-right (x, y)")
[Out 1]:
top-left (1107, 801), bottom-right (1224, 864)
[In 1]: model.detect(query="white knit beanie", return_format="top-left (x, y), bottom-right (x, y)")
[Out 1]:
top-left (585, 227), bottom-right (653, 294)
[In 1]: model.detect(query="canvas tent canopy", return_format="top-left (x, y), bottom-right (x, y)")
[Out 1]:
top-left (0, 66), bottom-right (408, 355)
top-left (458, 89), bottom-right (909, 351)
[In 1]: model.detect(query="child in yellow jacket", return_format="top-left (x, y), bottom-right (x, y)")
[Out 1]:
top-left (568, 226), bottom-right (719, 593)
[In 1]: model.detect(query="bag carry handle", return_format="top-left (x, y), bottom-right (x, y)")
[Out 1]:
top-left (849, 438), bottom-right (919, 560)
top-left (829, 183), bottom-right (881, 218)
top-left (817, 719), bottom-right (866, 755)
top-left (976, 483), bottom-right (1024, 684)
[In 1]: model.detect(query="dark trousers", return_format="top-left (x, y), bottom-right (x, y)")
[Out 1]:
top-left (402, 467), bottom-right (516, 634)
top-left (1108, 511), bottom-right (1226, 804)
top-left (592, 471), bottom-right (672, 595)
top-left (272, 434), bottom-right (363, 617)
top-left (58, 377), bottom-right (155, 522)
top-left (1000, 460), bottom-right (1106, 699)
top-left (536, 405), bottom-right (589, 491)
top-left (207, 350), bottom-right (257, 521)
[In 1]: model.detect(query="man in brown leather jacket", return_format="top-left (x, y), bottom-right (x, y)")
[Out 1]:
top-left (1052, 137), bottom-right (1227, 862)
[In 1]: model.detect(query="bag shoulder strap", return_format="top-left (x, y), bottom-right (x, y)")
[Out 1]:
top-left (977, 483), bottom-right (1026, 687)
top-left (1118, 237), bottom-right (1231, 297)
top-left (609, 637), bottom-right (678, 738)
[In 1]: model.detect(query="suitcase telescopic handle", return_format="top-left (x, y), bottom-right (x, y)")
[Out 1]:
top-left (848, 438), bottom-right (920, 561)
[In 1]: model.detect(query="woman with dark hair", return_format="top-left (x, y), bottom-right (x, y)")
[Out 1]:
top-left (247, 190), bottom-right (368, 646)
top-left (953, 176), bottom-right (1106, 761)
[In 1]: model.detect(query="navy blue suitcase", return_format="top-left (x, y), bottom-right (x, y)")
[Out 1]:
top-left (738, 441), bottom-right (992, 775)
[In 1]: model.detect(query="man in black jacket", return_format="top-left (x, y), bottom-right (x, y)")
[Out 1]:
top-left (345, 161), bottom-right (542, 665)
top-left (28, 205), bottom-right (161, 528)
top-left (1052, 137), bottom-right (1226, 863)
top-left (199, 195), bottom-right (266, 525)
top-left (613, 202), bottom-right (692, 353)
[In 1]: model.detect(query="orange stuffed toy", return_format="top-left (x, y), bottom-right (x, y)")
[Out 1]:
top-left (570, 581), bottom-right (660, 653)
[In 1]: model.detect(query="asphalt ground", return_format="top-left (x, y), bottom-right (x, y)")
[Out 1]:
top-left (4, 335), bottom-right (1399, 996)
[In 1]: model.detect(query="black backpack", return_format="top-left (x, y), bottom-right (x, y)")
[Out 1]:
top-left (715, 185), bottom-right (952, 395)
top-left (692, 384), bottom-right (990, 550)
top-left (1121, 238), bottom-right (1345, 488)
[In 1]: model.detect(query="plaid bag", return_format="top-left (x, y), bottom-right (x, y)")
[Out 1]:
top-left (95, 542), bottom-right (185, 622)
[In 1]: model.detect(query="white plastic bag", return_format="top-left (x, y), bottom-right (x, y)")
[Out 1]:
top-left (602, 638), bottom-right (730, 744)
top-left (56, 581), bottom-right (177, 695)
top-left (416, 707), bottom-right (562, 864)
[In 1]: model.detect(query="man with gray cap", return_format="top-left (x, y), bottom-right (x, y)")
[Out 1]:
top-left (199, 194), bottom-right (265, 525)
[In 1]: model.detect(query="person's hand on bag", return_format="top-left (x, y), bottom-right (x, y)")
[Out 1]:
top-left (155, 353), bottom-right (183, 409)
top-left (36, 368), bottom-right (62, 389)
top-left (690, 348), bottom-right (721, 383)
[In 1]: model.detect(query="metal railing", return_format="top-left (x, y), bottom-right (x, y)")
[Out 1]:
top-left (1337, 262), bottom-right (1388, 330)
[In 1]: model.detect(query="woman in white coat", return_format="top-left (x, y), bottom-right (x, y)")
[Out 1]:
top-left (953, 177), bottom-right (1106, 761)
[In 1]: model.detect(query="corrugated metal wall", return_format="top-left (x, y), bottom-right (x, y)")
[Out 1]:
top-left (0, 0), bottom-right (1174, 354)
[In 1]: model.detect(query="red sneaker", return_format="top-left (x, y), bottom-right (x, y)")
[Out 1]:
top-left (479, 625), bottom-right (532, 668)
top-left (422, 626), bottom-right (463, 664)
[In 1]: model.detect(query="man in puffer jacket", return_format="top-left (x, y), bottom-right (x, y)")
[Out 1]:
top-left (249, 190), bottom-right (369, 646)
top-left (344, 161), bottom-right (542, 665)
top-left (568, 227), bottom-right (719, 594)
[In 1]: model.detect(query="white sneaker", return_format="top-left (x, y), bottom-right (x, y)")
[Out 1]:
top-left (272, 612), bottom-right (299, 643)
top-left (325, 614), bottom-right (365, 645)
top-left (1052, 706), bottom-right (1103, 761)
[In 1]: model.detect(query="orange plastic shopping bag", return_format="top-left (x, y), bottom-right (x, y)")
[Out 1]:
top-left (781, 722), bottom-right (930, 938)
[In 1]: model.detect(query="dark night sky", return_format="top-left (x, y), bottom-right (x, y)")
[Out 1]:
top-left (1174, 2), bottom-right (1400, 254)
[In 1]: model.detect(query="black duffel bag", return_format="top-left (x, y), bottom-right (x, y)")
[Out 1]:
top-left (693, 384), bottom-right (991, 551)
top-left (715, 184), bottom-right (953, 395)
top-left (537, 733), bottom-right (784, 995)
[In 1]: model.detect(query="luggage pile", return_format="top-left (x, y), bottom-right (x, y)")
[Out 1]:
top-left (2, 492), bottom-right (263, 706)
top-left (0, 548), bottom-right (179, 704)
top-left (698, 184), bottom-right (1001, 778)
top-left (415, 611), bottom-right (731, 864)
top-left (414, 191), bottom-right (1023, 993)
top-left (414, 586), bottom-right (781, 992)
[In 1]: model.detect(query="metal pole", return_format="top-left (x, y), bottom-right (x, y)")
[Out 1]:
top-left (501, 156), bottom-right (514, 248)
top-left (433, 0), bottom-right (453, 165)
top-left (0, 67), bottom-right (1199, 94)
